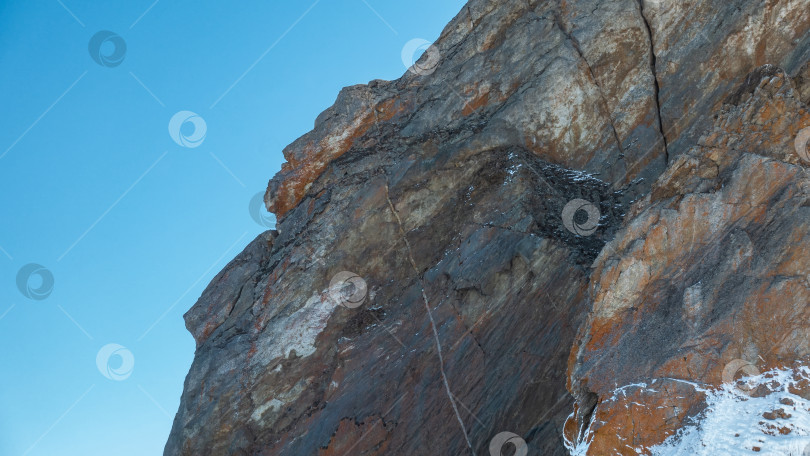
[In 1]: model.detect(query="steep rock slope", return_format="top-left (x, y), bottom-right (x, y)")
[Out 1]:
top-left (165, 0), bottom-right (810, 454)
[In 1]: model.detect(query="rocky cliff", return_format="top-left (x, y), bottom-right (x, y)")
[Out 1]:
top-left (165, 0), bottom-right (810, 455)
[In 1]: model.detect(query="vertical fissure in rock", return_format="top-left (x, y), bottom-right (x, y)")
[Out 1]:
top-left (637, 0), bottom-right (670, 164)
top-left (554, 13), bottom-right (625, 156)
top-left (384, 183), bottom-right (477, 456)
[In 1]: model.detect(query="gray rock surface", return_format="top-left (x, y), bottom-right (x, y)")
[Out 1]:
top-left (165, 0), bottom-right (810, 454)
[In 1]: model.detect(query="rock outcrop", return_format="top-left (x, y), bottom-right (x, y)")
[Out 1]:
top-left (566, 64), bottom-right (810, 455)
top-left (165, 0), bottom-right (810, 455)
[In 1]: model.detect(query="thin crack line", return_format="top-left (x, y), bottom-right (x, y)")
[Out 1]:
top-left (553, 13), bottom-right (623, 158)
top-left (608, 70), bottom-right (717, 189)
top-left (360, 91), bottom-right (407, 350)
top-left (384, 183), bottom-right (476, 455)
top-left (364, 90), bottom-right (381, 137)
top-left (607, 0), bottom-right (709, 189)
top-left (637, 0), bottom-right (669, 165)
top-left (450, 391), bottom-right (486, 429)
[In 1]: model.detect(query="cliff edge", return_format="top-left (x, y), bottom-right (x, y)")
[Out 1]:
top-left (165, 0), bottom-right (810, 454)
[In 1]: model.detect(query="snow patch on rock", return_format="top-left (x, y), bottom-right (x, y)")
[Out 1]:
top-left (650, 367), bottom-right (810, 456)
top-left (566, 367), bottom-right (810, 456)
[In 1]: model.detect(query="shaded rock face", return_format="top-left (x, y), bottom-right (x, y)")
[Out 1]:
top-left (168, 143), bottom-right (626, 455)
top-left (165, 0), bottom-right (810, 455)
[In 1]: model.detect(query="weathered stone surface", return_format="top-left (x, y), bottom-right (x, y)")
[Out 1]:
top-left (166, 0), bottom-right (810, 455)
top-left (183, 231), bottom-right (276, 347)
top-left (566, 68), bottom-right (810, 454)
top-left (266, 0), bottom-right (665, 219)
top-left (168, 138), bottom-right (629, 454)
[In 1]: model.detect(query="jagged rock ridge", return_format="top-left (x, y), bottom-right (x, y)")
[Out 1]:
top-left (165, 0), bottom-right (810, 454)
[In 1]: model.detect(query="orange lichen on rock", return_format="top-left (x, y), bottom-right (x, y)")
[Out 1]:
top-left (462, 89), bottom-right (491, 116)
top-left (567, 68), bottom-right (810, 454)
top-left (585, 382), bottom-right (707, 456)
top-left (267, 97), bottom-right (404, 217)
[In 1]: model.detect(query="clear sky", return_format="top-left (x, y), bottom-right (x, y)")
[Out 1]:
top-left (0, 1), bottom-right (466, 454)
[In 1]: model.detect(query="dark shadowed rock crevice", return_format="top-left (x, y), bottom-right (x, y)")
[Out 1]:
top-left (636, 0), bottom-right (669, 165)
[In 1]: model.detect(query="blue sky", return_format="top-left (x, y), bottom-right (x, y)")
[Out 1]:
top-left (0, 1), bottom-right (465, 454)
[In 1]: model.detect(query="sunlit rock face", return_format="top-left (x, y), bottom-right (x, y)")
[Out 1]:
top-left (567, 65), bottom-right (810, 455)
top-left (165, 0), bottom-right (810, 455)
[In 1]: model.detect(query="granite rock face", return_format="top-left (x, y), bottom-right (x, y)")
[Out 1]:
top-left (165, 0), bottom-right (810, 455)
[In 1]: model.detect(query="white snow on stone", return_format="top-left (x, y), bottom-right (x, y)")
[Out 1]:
top-left (651, 367), bottom-right (810, 456)
top-left (566, 367), bottom-right (810, 456)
